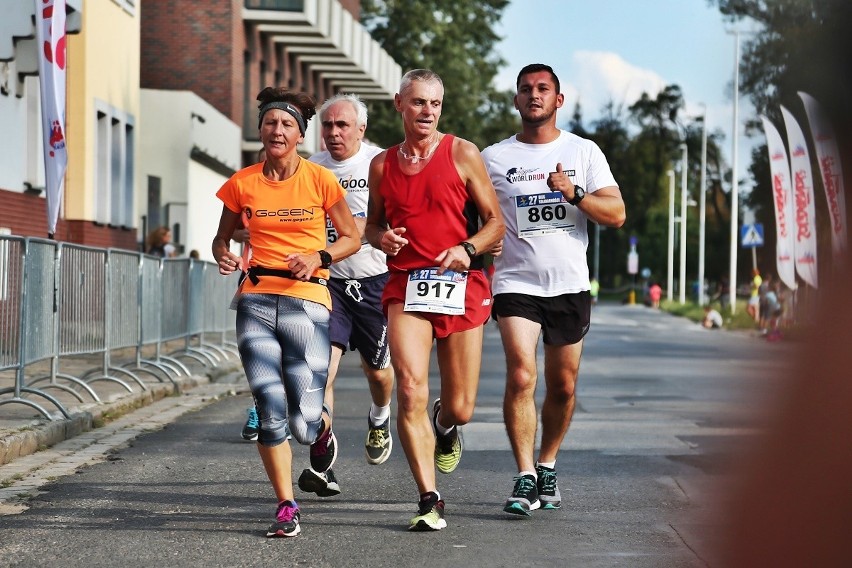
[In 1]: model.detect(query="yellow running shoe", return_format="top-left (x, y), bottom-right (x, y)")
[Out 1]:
top-left (409, 492), bottom-right (446, 531)
top-left (432, 398), bottom-right (463, 474)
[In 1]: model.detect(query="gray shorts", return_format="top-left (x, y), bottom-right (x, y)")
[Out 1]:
top-left (236, 294), bottom-right (329, 447)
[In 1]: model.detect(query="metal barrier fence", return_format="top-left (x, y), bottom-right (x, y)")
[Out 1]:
top-left (0, 236), bottom-right (238, 420)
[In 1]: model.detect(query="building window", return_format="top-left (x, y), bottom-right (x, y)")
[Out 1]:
top-left (94, 102), bottom-right (135, 227)
top-left (245, 0), bottom-right (303, 11)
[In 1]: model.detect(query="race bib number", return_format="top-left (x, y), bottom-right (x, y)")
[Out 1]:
top-left (403, 268), bottom-right (467, 315)
top-left (325, 216), bottom-right (337, 244)
top-left (326, 211), bottom-right (366, 244)
top-left (514, 192), bottom-right (575, 238)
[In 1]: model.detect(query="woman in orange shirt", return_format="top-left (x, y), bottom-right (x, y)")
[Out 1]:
top-left (212, 87), bottom-right (359, 538)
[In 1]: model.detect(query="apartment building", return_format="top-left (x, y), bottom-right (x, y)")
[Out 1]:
top-left (1, 0), bottom-right (401, 256)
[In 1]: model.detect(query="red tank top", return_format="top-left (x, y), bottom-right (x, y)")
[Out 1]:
top-left (380, 135), bottom-right (480, 272)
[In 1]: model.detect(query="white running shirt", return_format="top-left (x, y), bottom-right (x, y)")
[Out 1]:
top-left (482, 130), bottom-right (618, 297)
top-left (309, 142), bottom-right (387, 279)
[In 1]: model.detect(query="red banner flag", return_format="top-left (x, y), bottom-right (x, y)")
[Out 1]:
top-left (35, 0), bottom-right (68, 237)
top-left (780, 105), bottom-right (819, 289)
top-left (760, 116), bottom-right (797, 290)
top-left (798, 91), bottom-right (847, 263)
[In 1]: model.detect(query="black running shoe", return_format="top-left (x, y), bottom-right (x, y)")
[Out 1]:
top-left (409, 491), bottom-right (446, 531)
top-left (310, 420), bottom-right (338, 473)
top-left (536, 464), bottom-right (562, 509)
top-left (266, 500), bottom-right (301, 538)
top-left (365, 417), bottom-right (393, 465)
top-left (241, 407), bottom-right (259, 441)
top-left (297, 467), bottom-right (341, 497)
top-left (432, 398), bottom-right (462, 474)
top-left (503, 474), bottom-right (540, 516)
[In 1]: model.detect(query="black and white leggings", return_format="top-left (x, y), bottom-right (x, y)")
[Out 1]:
top-left (236, 294), bottom-right (330, 447)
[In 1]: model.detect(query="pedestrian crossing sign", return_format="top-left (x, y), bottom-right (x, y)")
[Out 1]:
top-left (741, 223), bottom-right (764, 248)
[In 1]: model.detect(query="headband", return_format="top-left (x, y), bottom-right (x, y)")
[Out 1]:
top-left (258, 102), bottom-right (307, 135)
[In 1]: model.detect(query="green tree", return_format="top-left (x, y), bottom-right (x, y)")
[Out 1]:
top-left (586, 101), bottom-right (633, 288)
top-left (360, 0), bottom-right (517, 149)
top-left (577, 87), bottom-right (729, 292)
top-left (710, 0), bottom-right (852, 278)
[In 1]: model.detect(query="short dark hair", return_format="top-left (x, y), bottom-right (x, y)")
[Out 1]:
top-left (516, 63), bottom-right (560, 94)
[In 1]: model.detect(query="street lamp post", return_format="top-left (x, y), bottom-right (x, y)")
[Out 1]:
top-left (667, 170), bottom-right (675, 302)
top-left (679, 143), bottom-right (688, 305)
top-left (728, 29), bottom-right (741, 314)
top-left (698, 107), bottom-right (708, 306)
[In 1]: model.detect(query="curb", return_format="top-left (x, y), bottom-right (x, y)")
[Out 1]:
top-left (0, 361), bottom-right (246, 468)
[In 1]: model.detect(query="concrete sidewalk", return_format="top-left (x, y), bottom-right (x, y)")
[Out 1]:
top-left (0, 349), bottom-right (248, 471)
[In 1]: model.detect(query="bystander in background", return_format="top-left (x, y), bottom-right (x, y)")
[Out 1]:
top-left (648, 282), bottom-right (662, 309)
top-left (701, 305), bottom-right (723, 329)
top-left (746, 269), bottom-right (762, 323)
top-left (146, 226), bottom-right (177, 257)
top-left (589, 277), bottom-right (600, 305)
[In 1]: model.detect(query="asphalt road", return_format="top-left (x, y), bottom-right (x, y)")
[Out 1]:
top-left (0, 304), bottom-right (792, 568)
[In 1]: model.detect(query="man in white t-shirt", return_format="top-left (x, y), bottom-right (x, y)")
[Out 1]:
top-left (481, 63), bottom-right (626, 516)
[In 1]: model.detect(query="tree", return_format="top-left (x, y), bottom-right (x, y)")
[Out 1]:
top-left (710, 0), bottom-right (852, 279)
top-left (577, 88), bottom-right (730, 291)
top-left (360, 0), bottom-right (517, 149)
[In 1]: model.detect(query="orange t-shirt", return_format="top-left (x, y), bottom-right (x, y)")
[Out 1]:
top-left (216, 159), bottom-right (345, 309)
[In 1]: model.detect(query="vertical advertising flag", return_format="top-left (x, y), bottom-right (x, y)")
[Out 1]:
top-left (780, 105), bottom-right (819, 289)
top-left (35, 0), bottom-right (68, 237)
top-left (798, 91), bottom-right (847, 261)
top-left (760, 116), bottom-right (797, 290)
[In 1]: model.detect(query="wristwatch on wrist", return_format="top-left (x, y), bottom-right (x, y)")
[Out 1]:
top-left (318, 249), bottom-right (333, 268)
top-left (460, 241), bottom-right (477, 259)
top-left (568, 185), bottom-right (585, 206)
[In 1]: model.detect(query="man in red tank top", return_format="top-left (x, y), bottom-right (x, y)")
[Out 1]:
top-left (365, 69), bottom-right (505, 532)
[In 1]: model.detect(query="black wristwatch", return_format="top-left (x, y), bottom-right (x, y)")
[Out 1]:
top-left (568, 185), bottom-right (585, 206)
top-left (318, 249), bottom-right (333, 268)
top-left (568, 185), bottom-right (586, 207)
top-left (460, 241), bottom-right (477, 259)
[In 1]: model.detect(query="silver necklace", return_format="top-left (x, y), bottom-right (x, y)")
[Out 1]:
top-left (398, 136), bottom-right (439, 163)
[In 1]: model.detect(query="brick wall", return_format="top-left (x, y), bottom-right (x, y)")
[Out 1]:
top-left (141, 0), bottom-right (363, 131)
top-left (0, 189), bottom-right (138, 249)
top-left (141, 0), bottom-right (243, 123)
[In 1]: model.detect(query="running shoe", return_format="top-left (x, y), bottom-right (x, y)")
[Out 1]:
top-left (536, 464), bottom-right (562, 509)
top-left (503, 474), bottom-right (541, 516)
top-left (432, 398), bottom-right (462, 474)
top-left (241, 407), bottom-right (259, 441)
top-left (365, 417), bottom-right (393, 465)
top-left (409, 492), bottom-right (446, 531)
top-left (310, 421), bottom-right (338, 473)
top-left (297, 467), bottom-right (341, 497)
top-left (266, 500), bottom-right (301, 538)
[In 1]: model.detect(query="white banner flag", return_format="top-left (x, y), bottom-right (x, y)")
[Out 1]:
top-left (760, 116), bottom-right (797, 290)
top-left (798, 91), bottom-right (847, 261)
top-left (780, 105), bottom-right (819, 289)
top-left (35, 0), bottom-right (68, 237)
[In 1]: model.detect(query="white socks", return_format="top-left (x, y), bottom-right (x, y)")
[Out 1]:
top-left (369, 403), bottom-right (390, 426)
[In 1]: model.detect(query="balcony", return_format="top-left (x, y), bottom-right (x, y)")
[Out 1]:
top-left (243, 0), bottom-right (401, 100)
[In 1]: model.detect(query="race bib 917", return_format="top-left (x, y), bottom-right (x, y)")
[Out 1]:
top-left (403, 268), bottom-right (467, 315)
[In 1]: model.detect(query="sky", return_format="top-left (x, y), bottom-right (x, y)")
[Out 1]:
top-left (493, 0), bottom-right (760, 194)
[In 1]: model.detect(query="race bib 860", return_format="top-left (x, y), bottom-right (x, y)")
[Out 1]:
top-left (514, 192), bottom-right (575, 238)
